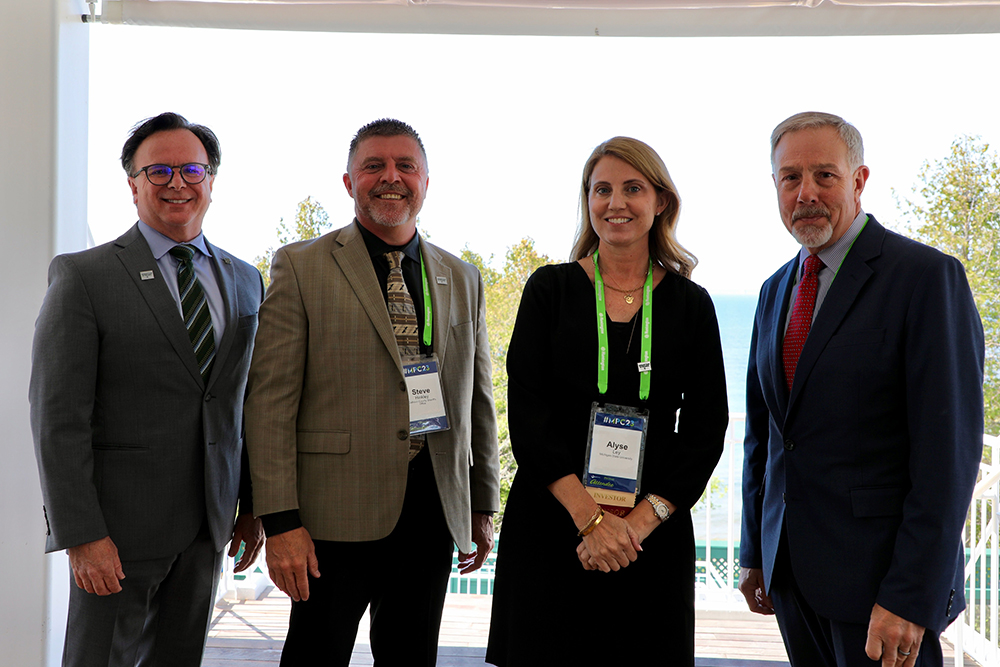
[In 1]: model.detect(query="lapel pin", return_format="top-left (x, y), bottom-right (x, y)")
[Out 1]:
top-left (140, 270), bottom-right (155, 281)
top-left (436, 276), bottom-right (448, 285)
top-left (223, 257), bottom-right (232, 265)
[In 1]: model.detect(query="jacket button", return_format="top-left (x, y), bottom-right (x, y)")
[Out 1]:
top-left (400, 381), bottom-right (407, 391)
top-left (784, 439), bottom-right (795, 451)
top-left (205, 393), bottom-right (213, 402)
top-left (397, 430), bottom-right (409, 441)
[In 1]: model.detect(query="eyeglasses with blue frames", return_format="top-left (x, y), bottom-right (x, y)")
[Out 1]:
top-left (132, 163), bottom-right (214, 186)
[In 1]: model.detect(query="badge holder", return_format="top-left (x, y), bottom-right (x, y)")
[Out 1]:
top-left (403, 353), bottom-right (450, 436)
top-left (582, 402), bottom-right (649, 517)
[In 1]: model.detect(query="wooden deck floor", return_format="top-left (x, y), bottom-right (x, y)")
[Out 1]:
top-left (203, 588), bottom-right (978, 666)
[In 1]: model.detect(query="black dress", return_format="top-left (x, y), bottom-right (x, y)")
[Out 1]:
top-left (486, 262), bottom-right (729, 666)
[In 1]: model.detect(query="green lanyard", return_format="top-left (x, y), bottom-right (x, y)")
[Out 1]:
top-left (419, 251), bottom-right (433, 347)
top-left (833, 215), bottom-right (869, 277)
top-left (592, 249), bottom-right (653, 400)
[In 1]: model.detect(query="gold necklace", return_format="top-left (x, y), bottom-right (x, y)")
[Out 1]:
top-left (594, 256), bottom-right (649, 304)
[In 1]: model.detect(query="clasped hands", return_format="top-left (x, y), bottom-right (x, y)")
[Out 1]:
top-left (576, 511), bottom-right (643, 572)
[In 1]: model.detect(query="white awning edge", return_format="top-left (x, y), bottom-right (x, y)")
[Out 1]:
top-left (102, 0), bottom-right (1000, 36)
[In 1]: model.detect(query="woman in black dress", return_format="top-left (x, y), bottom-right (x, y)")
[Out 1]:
top-left (486, 137), bottom-right (729, 666)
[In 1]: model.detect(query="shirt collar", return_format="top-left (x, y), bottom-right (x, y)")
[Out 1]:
top-left (797, 209), bottom-right (867, 278)
top-left (354, 218), bottom-right (421, 264)
top-left (137, 220), bottom-right (213, 261)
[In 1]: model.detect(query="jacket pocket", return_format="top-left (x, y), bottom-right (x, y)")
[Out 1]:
top-left (92, 443), bottom-right (149, 451)
top-left (851, 486), bottom-right (905, 518)
top-left (296, 430), bottom-right (350, 454)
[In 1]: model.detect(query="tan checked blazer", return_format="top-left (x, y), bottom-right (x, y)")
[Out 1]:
top-left (245, 223), bottom-right (500, 552)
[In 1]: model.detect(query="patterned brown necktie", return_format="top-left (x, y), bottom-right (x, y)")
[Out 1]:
top-left (783, 253), bottom-right (823, 391)
top-left (385, 251), bottom-right (424, 459)
top-left (169, 244), bottom-right (215, 383)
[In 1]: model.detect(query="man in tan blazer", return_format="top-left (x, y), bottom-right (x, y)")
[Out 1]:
top-left (245, 118), bottom-right (500, 666)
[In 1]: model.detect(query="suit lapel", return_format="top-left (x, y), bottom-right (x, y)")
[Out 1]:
top-left (768, 259), bottom-right (797, 424)
top-left (115, 224), bottom-right (204, 386)
top-left (331, 224), bottom-right (403, 373)
top-left (419, 238), bottom-right (452, 362)
top-left (205, 241), bottom-right (237, 391)
top-left (787, 218), bottom-right (882, 412)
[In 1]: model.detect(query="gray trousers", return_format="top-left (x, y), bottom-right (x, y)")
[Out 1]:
top-left (62, 525), bottom-right (222, 667)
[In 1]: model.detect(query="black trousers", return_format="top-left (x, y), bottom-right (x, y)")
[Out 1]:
top-left (279, 450), bottom-right (455, 667)
top-left (771, 535), bottom-right (943, 667)
top-left (63, 522), bottom-right (221, 667)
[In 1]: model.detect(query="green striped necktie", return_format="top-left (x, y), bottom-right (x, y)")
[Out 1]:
top-left (169, 244), bottom-right (216, 383)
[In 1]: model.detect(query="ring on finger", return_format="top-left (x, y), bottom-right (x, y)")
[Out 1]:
top-left (897, 648), bottom-right (912, 656)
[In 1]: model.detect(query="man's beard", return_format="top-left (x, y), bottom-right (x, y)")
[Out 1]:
top-left (364, 186), bottom-right (416, 228)
top-left (369, 209), bottom-right (411, 228)
top-left (790, 205), bottom-right (833, 248)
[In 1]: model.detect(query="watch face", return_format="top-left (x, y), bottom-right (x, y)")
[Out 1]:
top-left (646, 495), bottom-right (669, 520)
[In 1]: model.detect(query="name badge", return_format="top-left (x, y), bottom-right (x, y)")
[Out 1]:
top-left (582, 403), bottom-right (649, 515)
top-left (403, 354), bottom-right (450, 435)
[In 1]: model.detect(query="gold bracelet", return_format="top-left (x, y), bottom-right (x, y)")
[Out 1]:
top-left (578, 507), bottom-right (605, 537)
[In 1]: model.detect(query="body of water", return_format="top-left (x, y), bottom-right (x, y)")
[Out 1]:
top-left (692, 293), bottom-right (759, 542)
top-left (713, 293), bottom-right (758, 414)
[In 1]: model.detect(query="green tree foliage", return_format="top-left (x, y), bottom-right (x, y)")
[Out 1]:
top-left (254, 196), bottom-right (332, 288)
top-left (895, 135), bottom-right (1000, 435)
top-left (461, 238), bottom-right (556, 527)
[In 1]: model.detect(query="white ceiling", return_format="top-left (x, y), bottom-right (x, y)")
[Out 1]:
top-left (100, 0), bottom-right (1000, 36)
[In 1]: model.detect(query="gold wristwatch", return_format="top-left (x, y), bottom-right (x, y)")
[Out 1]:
top-left (644, 494), bottom-right (670, 521)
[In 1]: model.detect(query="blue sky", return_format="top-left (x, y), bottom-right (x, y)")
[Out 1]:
top-left (88, 26), bottom-right (1000, 294)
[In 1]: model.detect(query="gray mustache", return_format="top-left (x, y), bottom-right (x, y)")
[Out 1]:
top-left (792, 206), bottom-right (830, 222)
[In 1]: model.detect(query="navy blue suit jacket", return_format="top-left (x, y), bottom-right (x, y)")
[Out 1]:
top-left (740, 215), bottom-right (984, 632)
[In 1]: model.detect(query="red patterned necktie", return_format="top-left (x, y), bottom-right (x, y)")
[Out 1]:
top-left (783, 253), bottom-right (824, 391)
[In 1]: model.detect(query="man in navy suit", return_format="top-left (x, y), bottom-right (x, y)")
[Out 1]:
top-left (738, 111), bottom-right (984, 667)
top-left (30, 113), bottom-right (264, 666)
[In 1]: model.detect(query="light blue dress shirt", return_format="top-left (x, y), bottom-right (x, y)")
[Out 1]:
top-left (138, 221), bottom-right (227, 341)
top-left (784, 209), bottom-right (868, 333)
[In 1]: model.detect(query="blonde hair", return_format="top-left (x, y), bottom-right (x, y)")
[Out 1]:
top-left (570, 136), bottom-right (696, 278)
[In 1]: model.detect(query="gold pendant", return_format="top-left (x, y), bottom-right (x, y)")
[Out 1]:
top-left (624, 294), bottom-right (634, 304)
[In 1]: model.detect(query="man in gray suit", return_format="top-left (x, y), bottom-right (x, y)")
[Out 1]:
top-left (30, 112), bottom-right (264, 667)
top-left (246, 118), bottom-right (500, 666)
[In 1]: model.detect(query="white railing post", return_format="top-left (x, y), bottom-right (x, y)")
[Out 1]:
top-left (981, 436), bottom-right (1000, 665)
top-left (727, 425), bottom-right (736, 594)
top-left (705, 472), bottom-right (713, 590)
top-left (951, 433), bottom-right (1000, 667)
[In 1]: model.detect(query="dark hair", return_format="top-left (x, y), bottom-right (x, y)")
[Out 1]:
top-left (347, 118), bottom-right (427, 171)
top-left (120, 112), bottom-right (221, 177)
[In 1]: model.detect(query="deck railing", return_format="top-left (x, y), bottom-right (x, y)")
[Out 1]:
top-left (217, 420), bottom-right (1000, 666)
top-left (694, 413), bottom-right (747, 609)
top-left (947, 434), bottom-right (1000, 667)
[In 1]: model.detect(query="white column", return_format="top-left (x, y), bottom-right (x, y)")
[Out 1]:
top-left (0, 1), bottom-right (89, 665)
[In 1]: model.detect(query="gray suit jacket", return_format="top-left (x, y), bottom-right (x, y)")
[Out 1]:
top-left (245, 222), bottom-right (500, 552)
top-left (30, 223), bottom-right (262, 561)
